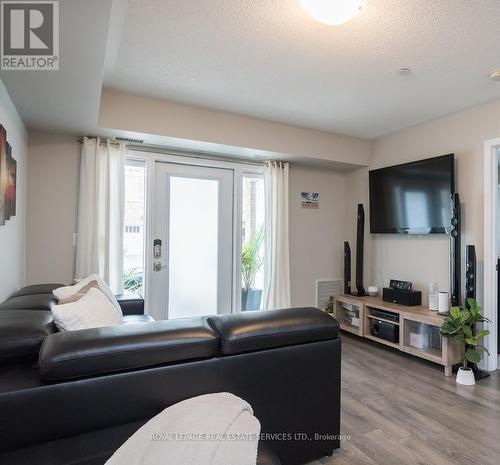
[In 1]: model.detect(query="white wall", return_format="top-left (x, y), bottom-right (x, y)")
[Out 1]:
top-left (289, 165), bottom-right (346, 306)
top-left (346, 99), bottom-right (500, 303)
top-left (26, 132), bottom-right (79, 285)
top-left (0, 80), bottom-right (27, 302)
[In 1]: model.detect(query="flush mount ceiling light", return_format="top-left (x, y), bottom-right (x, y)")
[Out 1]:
top-left (489, 70), bottom-right (500, 81)
top-left (299, 0), bottom-right (363, 26)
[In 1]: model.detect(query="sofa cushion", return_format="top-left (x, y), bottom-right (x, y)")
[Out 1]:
top-left (53, 275), bottom-right (123, 316)
top-left (208, 307), bottom-right (339, 355)
top-left (9, 284), bottom-right (64, 298)
top-left (39, 317), bottom-right (219, 381)
top-left (0, 294), bottom-right (58, 311)
top-left (51, 287), bottom-right (124, 332)
top-left (0, 310), bottom-right (57, 363)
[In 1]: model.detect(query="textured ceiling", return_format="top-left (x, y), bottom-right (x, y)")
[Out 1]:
top-left (106, 0), bottom-right (500, 139)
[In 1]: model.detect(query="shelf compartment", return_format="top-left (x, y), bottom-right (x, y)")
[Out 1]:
top-left (365, 306), bottom-right (399, 322)
top-left (334, 299), bottom-right (362, 335)
top-left (402, 320), bottom-right (443, 363)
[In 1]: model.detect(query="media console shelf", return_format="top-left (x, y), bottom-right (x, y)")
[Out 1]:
top-left (334, 294), bottom-right (463, 376)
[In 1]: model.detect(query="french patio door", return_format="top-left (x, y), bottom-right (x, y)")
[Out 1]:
top-left (148, 162), bottom-right (233, 320)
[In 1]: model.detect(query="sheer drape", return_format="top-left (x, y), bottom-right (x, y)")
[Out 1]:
top-left (75, 137), bottom-right (125, 293)
top-left (263, 161), bottom-right (291, 309)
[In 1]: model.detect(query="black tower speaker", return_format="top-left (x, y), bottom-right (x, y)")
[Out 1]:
top-left (450, 193), bottom-right (461, 307)
top-left (465, 245), bottom-right (476, 301)
top-left (343, 241), bottom-right (351, 294)
top-left (355, 204), bottom-right (367, 296)
top-left (464, 244), bottom-right (490, 380)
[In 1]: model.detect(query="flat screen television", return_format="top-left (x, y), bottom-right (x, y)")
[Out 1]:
top-left (369, 154), bottom-right (455, 234)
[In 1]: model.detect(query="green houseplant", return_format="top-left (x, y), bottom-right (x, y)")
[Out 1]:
top-left (123, 268), bottom-right (143, 296)
top-left (440, 298), bottom-right (490, 385)
top-left (325, 296), bottom-right (335, 315)
top-left (241, 227), bottom-right (264, 311)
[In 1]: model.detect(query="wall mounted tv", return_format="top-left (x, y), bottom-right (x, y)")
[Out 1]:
top-left (369, 154), bottom-right (455, 234)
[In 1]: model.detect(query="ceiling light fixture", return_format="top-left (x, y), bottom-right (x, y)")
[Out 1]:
top-left (299, 0), bottom-right (363, 26)
top-left (489, 70), bottom-right (500, 81)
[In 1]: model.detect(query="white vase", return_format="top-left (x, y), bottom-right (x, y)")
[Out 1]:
top-left (438, 291), bottom-right (449, 314)
top-left (456, 367), bottom-right (475, 385)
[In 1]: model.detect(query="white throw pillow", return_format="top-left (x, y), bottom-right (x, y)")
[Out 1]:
top-left (53, 274), bottom-right (123, 316)
top-left (51, 287), bottom-right (123, 332)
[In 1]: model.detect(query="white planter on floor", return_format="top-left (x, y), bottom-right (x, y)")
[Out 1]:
top-left (456, 367), bottom-right (475, 385)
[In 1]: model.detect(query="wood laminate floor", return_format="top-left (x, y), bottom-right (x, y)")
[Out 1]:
top-left (309, 332), bottom-right (500, 465)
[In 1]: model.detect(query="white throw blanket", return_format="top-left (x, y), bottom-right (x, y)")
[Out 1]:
top-left (105, 393), bottom-right (261, 465)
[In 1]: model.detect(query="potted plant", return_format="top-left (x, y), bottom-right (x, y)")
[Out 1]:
top-left (123, 267), bottom-right (143, 296)
top-left (241, 228), bottom-right (264, 311)
top-left (325, 296), bottom-right (335, 316)
top-left (440, 298), bottom-right (490, 385)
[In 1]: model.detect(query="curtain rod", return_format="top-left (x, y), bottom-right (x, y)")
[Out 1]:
top-left (77, 137), bottom-right (267, 166)
top-left (77, 137), bottom-right (121, 148)
top-left (127, 144), bottom-right (266, 166)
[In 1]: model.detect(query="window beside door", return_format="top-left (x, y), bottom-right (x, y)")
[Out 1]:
top-left (241, 175), bottom-right (265, 311)
top-left (123, 160), bottom-right (146, 296)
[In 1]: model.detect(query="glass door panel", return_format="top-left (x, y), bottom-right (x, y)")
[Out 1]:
top-left (168, 176), bottom-right (219, 318)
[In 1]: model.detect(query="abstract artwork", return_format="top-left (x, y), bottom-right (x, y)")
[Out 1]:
top-left (0, 125), bottom-right (16, 226)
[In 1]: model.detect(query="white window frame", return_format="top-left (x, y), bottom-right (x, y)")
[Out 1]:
top-left (125, 147), bottom-right (264, 315)
top-left (483, 138), bottom-right (500, 371)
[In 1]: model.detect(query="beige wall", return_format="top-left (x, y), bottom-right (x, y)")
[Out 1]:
top-left (25, 97), bottom-right (500, 307)
top-left (0, 80), bottom-right (27, 302)
top-left (99, 88), bottom-right (372, 168)
top-left (26, 132), bottom-right (80, 285)
top-left (289, 165), bottom-right (346, 307)
top-left (346, 99), bottom-right (500, 303)
top-left (23, 139), bottom-right (349, 307)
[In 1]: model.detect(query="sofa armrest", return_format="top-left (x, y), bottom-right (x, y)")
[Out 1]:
top-left (0, 310), bottom-right (56, 363)
top-left (115, 294), bottom-right (144, 315)
top-left (38, 318), bottom-right (218, 381)
top-left (208, 307), bottom-right (339, 355)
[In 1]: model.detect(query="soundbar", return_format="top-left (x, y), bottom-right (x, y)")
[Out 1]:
top-left (383, 287), bottom-right (422, 306)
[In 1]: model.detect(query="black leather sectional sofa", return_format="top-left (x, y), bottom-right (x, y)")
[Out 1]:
top-left (0, 283), bottom-right (341, 465)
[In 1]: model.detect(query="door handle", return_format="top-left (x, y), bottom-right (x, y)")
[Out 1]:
top-left (153, 262), bottom-right (166, 272)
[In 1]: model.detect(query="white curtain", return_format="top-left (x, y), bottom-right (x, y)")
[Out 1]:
top-left (263, 161), bottom-right (291, 309)
top-left (75, 137), bottom-right (126, 293)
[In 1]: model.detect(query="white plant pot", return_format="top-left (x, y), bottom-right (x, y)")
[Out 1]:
top-left (456, 367), bottom-right (475, 386)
